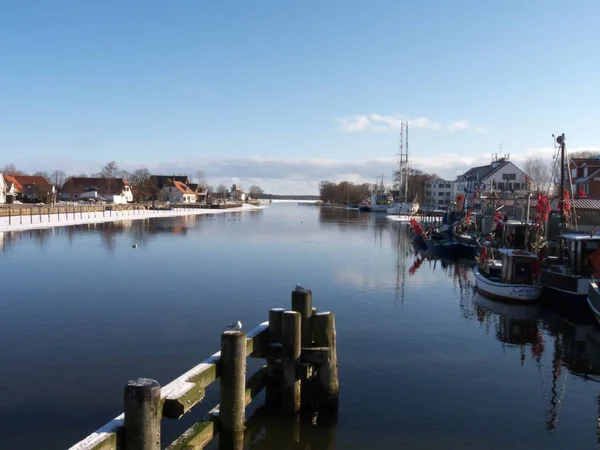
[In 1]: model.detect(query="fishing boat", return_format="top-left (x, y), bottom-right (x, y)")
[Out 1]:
top-left (539, 233), bottom-right (600, 302)
top-left (360, 175), bottom-right (391, 213)
top-left (474, 248), bottom-right (542, 302)
top-left (587, 279), bottom-right (600, 326)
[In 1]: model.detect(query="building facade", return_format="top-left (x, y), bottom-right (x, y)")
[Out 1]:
top-left (424, 178), bottom-right (454, 208)
top-left (570, 155), bottom-right (600, 199)
top-left (455, 156), bottom-right (528, 199)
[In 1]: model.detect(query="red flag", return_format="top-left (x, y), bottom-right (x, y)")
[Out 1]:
top-left (579, 187), bottom-right (586, 198)
top-left (525, 174), bottom-right (532, 184)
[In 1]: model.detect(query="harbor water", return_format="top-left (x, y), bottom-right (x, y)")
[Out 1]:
top-left (1, 203), bottom-right (599, 449)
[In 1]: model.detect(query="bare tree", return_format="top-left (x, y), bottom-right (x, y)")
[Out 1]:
top-left (34, 171), bottom-right (50, 179)
top-left (129, 168), bottom-right (152, 202)
top-left (215, 184), bottom-right (228, 199)
top-left (100, 161), bottom-right (120, 178)
top-left (248, 185), bottom-right (264, 198)
top-left (2, 164), bottom-right (25, 176)
top-left (524, 158), bottom-right (550, 193)
top-left (50, 170), bottom-right (67, 188)
top-left (194, 170), bottom-right (208, 188)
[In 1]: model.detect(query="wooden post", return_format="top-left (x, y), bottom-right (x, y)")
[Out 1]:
top-left (8, 208), bottom-right (10, 225)
top-left (30, 207), bottom-right (33, 223)
top-left (281, 311), bottom-right (301, 414)
top-left (291, 289), bottom-right (312, 347)
top-left (48, 207), bottom-right (50, 222)
top-left (312, 312), bottom-right (339, 414)
top-left (266, 308), bottom-right (285, 409)
top-left (124, 378), bottom-right (161, 450)
top-left (220, 330), bottom-right (246, 435)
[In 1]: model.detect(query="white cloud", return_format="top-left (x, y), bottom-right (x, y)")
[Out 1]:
top-left (447, 120), bottom-right (487, 134)
top-left (337, 114), bottom-right (484, 133)
top-left (11, 146), bottom-right (600, 195)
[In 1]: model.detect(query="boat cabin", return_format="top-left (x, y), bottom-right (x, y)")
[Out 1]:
top-left (559, 234), bottom-right (600, 277)
top-left (498, 249), bottom-right (539, 286)
top-left (502, 220), bottom-right (534, 249)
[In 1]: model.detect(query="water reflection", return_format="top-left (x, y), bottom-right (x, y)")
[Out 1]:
top-left (0, 213), bottom-right (252, 254)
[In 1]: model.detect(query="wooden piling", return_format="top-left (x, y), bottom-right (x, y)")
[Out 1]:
top-left (312, 312), bottom-right (339, 413)
top-left (219, 330), bottom-right (246, 435)
top-left (124, 378), bottom-right (162, 450)
top-left (291, 289), bottom-right (312, 347)
top-left (281, 311), bottom-right (301, 414)
top-left (266, 308), bottom-right (285, 409)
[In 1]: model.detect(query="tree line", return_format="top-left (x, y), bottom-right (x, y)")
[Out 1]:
top-left (2, 161), bottom-right (265, 203)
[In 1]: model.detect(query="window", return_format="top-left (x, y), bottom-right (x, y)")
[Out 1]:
top-left (425, 191), bottom-right (431, 196)
top-left (571, 168), bottom-right (577, 177)
top-left (584, 167), bottom-right (588, 177)
top-left (497, 182), bottom-right (505, 190)
top-left (438, 199), bottom-right (445, 205)
top-left (438, 184), bottom-right (444, 188)
top-left (439, 192), bottom-right (444, 196)
top-left (445, 192), bottom-right (450, 196)
top-left (507, 183), bottom-right (513, 190)
top-left (513, 183), bottom-right (521, 190)
top-left (445, 184), bottom-right (451, 188)
top-left (425, 183), bottom-right (432, 188)
top-left (502, 173), bottom-right (516, 180)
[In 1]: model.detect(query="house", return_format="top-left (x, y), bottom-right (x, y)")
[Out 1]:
top-left (0, 174), bottom-right (6, 204)
top-left (3, 175), bottom-right (22, 203)
top-left (61, 177), bottom-right (133, 203)
top-left (11, 175), bottom-right (57, 204)
top-left (187, 183), bottom-right (208, 203)
top-left (149, 175), bottom-right (189, 199)
top-left (159, 180), bottom-right (196, 203)
top-left (455, 156), bottom-right (528, 197)
top-left (569, 155), bottom-right (600, 199)
top-left (230, 184), bottom-right (245, 202)
top-left (424, 178), bottom-right (454, 208)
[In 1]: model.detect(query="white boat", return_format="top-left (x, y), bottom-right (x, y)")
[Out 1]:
top-left (386, 201), bottom-right (418, 221)
top-left (587, 279), bottom-right (600, 326)
top-left (473, 248), bottom-right (542, 302)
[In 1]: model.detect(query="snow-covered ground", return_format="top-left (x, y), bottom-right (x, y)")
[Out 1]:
top-left (0, 204), bottom-right (267, 233)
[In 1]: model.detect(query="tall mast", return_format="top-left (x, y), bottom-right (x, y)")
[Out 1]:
top-left (405, 122), bottom-right (409, 202)
top-left (397, 123), bottom-right (404, 198)
top-left (557, 133), bottom-right (565, 229)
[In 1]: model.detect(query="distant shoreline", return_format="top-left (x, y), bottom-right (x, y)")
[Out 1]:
top-left (0, 204), bottom-right (267, 233)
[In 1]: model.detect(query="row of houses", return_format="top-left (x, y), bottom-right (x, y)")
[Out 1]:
top-left (0, 173), bottom-right (247, 205)
top-left (422, 154), bottom-right (600, 207)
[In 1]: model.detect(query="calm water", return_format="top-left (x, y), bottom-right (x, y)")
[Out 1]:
top-left (2, 204), bottom-right (600, 449)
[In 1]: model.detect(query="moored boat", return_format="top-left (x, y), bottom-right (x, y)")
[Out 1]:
top-left (587, 279), bottom-right (600, 326)
top-left (474, 248), bottom-right (542, 302)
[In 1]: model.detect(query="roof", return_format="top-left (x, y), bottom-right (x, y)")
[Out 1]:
top-left (171, 180), bottom-right (195, 195)
top-left (187, 183), bottom-right (199, 192)
top-left (570, 156), bottom-right (600, 167)
top-left (486, 198), bottom-right (600, 210)
top-left (62, 177), bottom-right (130, 196)
top-left (457, 160), bottom-right (514, 182)
top-left (575, 167), bottom-right (600, 183)
top-left (561, 233), bottom-right (600, 241)
top-left (3, 175), bottom-right (22, 191)
top-left (12, 175), bottom-right (51, 186)
top-left (149, 175), bottom-right (189, 190)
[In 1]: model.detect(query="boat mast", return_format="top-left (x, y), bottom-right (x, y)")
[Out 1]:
top-left (397, 124), bottom-right (404, 200)
top-left (405, 122), bottom-right (409, 203)
top-left (557, 133), bottom-right (565, 230)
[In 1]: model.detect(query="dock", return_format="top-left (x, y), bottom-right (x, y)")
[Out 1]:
top-left (68, 288), bottom-right (339, 450)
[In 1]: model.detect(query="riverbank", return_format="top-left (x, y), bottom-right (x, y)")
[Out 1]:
top-left (0, 204), bottom-right (267, 232)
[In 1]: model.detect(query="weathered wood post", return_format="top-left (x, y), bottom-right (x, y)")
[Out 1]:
top-left (281, 311), bottom-right (301, 414)
top-left (312, 312), bottom-right (339, 414)
top-left (220, 330), bottom-right (246, 438)
top-left (266, 307), bottom-right (285, 408)
top-left (30, 207), bottom-right (33, 223)
top-left (124, 378), bottom-right (162, 450)
top-left (291, 288), bottom-right (312, 404)
top-left (8, 208), bottom-right (11, 225)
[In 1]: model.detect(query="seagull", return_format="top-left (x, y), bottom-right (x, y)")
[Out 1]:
top-left (226, 320), bottom-right (243, 331)
top-left (294, 284), bottom-right (305, 292)
top-left (132, 244), bottom-right (138, 249)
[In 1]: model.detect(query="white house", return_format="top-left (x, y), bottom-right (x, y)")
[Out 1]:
top-left (230, 184), bottom-right (246, 202)
top-left (424, 178), bottom-right (454, 207)
top-left (0, 174), bottom-right (6, 204)
top-left (61, 177), bottom-right (133, 203)
top-left (454, 156), bottom-right (528, 197)
top-left (159, 180), bottom-right (196, 203)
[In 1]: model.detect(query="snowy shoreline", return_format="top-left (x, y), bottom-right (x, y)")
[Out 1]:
top-left (0, 204), bottom-right (267, 233)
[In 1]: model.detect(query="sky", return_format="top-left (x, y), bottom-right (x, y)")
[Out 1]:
top-left (1, 0), bottom-right (600, 194)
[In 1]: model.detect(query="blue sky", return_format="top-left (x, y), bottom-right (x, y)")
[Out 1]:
top-left (1, 0), bottom-right (599, 193)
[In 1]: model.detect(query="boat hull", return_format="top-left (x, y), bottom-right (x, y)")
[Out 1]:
top-left (538, 267), bottom-right (591, 303)
top-left (429, 239), bottom-right (460, 260)
top-left (473, 266), bottom-right (542, 302)
top-left (587, 280), bottom-right (600, 326)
